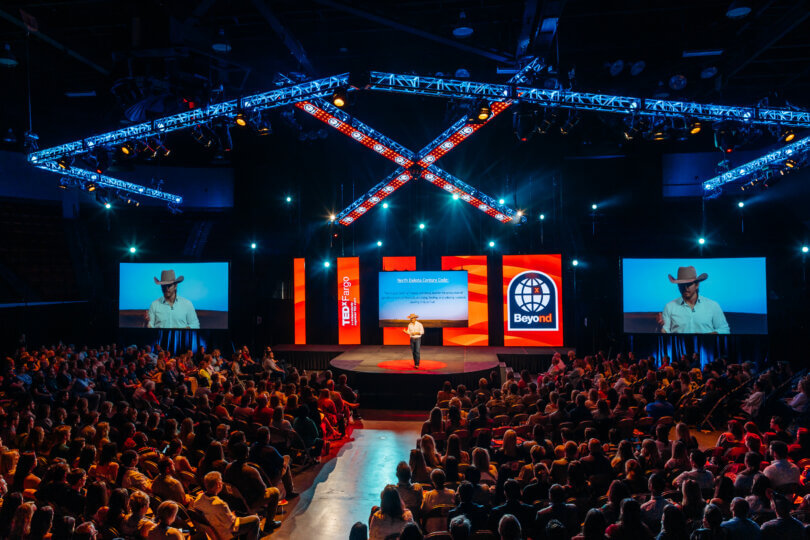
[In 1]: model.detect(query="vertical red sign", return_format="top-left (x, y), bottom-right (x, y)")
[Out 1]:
top-left (442, 255), bottom-right (489, 346)
top-left (502, 254), bottom-right (564, 346)
top-left (382, 256), bottom-right (416, 345)
top-left (293, 258), bottom-right (306, 344)
top-left (337, 257), bottom-right (361, 344)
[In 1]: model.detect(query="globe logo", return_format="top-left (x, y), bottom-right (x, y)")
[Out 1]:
top-left (513, 275), bottom-right (551, 313)
top-left (507, 270), bottom-right (558, 331)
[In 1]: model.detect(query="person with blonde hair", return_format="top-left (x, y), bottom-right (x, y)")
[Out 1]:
top-left (147, 501), bottom-right (184, 540)
top-left (8, 501), bottom-right (35, 540)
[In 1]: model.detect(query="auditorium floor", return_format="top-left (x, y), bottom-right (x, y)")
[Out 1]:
top-left (267, 412), bottom-right (722, 539)
top-left (270, 412), bottom-right (424, 539)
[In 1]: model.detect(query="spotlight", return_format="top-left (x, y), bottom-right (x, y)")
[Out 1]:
top-left (212, 28), bottom-right (232, 53)
top-left (129, 246), bottom-right (137, 254)
top-left (738, 201), bottom-right (745, 208)
top-left (668, 74), bottom-right (688, 91)
top-left (250, 243), bottom-right (257, 249)
top-left (418, 223), bottom-right (426, 230)
top-left (452, 193), bottom-right (459, 200)
top-left (234, 111), bottom-right (249, 127)
top-left (120, 141), bottom-right (135, 157)
top-left (688, 120), bottom-right (702, 135)
top-left (537, 111), bottom-right (556, 135)
top-left (57, 177), bottom-right (71, 190)
top-left (286, 196), bottom-right (292, 203)
top-left (572, 259), bottom-right (579, 267)
top-left (803, 246), bottom-right (809, 254)
top-left (472, 100), bottom-right (491, 122)
top-left (84, 182), bottom-right (97, 192)
top-left (256, 118), bottom-right (272, 136)
top-left (698, 237), bottom-right (706, 245)
top-left (786, 159), bottom-right (798, 169)
top-left (104, 202), bottom-right (111, 209)
top-left (332, 88), bottom-right (348, 108)
top-left (488, 241), bottom-right (495, 247)
top-left (452, 10), bottom-right (474, 38)
top-left (498, 198), bottom-right (505, 205)
top-left (382, 202), bottom-right (389, 209)
top-left (512, 103), bottom-right (536, 142)
top-left (2, 128), bottom-right (16, 144)
top-left (781, 129), bottom-right (796, 143)
top-left (516, 211), bottom-right (523, 218)
top-left (376, 241), bottom-right (383, 247)
top-left (56, 157), bottom-right (72, 170)
top-left (329, 214), bottom-right (336, 222)
top-left (726, 1), bottom-right (752, 19)
top-left (323, 261), bottom-right (331, 268)
top-left (591, 204), bottom-right (598, 210)
top-left (539, 213), bottom-right (545, 220)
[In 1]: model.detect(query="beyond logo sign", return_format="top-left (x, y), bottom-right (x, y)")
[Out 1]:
top-left (507, 270), bottom-right (558, 331)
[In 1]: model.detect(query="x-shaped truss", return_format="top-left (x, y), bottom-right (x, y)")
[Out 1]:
top-left (295, 59), bottom-right (543, 226)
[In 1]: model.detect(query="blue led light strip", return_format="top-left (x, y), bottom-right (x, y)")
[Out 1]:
top-left (702, 135), bottom-right (810, 191)
top-left (36, 162), bottom-right (182, 203)
top-left (368, 73), bottom-right (810, 128)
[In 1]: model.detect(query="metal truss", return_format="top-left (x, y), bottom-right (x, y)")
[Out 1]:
top-left (27, 74), bottom-right (351, 203)
top-left (35, 161), bottom-right (182, 204)
top-left (702, 135), bottom-right (810, 191)
top-left (368, 73), bottom-right (810, 128)
top-left (317, 59), bottom-right (544, 225)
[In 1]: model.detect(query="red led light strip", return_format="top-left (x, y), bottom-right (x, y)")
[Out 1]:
top-left (295, 101), bottom-right (414, 168)
top-left (420, 170), bottom-right (512, 222)
top-left (416, 101), bottom-right (511, 168)
top-left (338, 172), bottom-right (412, 226)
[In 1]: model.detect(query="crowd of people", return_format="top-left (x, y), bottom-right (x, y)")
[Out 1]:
top-left (358, 351), bottom-right (810, 540)
top-left (0, 342), bottom-right (360, 539)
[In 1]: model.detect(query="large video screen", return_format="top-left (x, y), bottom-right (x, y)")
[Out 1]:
top-left (119, 262), bottom-right (229, 329)
top-left (622, 257), bottom-right (767, 334)
top-left (379, 271), bottom-right (468, 327)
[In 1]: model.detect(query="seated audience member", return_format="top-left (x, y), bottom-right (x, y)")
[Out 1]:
top-left (192, 471), bottom-right (266, 539)
top-left (223, 442), bottom-right (281, 526)
top-left (673, 450), bottom-right (714, 490)
top-left (759, 492), bottom-right (804, 540)
top-left (762, 441), bottom-right (800, 488)
top-left (448, 481), bottom-right (488, 532)
top-left (393, 462), bottom-right (423, 518)
top-left (421, 469), bottom-right (455, 533)
top-left (536, 484), bottom-right (578, 536)
top-left (720, 497), bottom-right (761, 540)
top-left (489, 479), bottom-right (535, 533)
top-left (368, 485), bottom-right (414, 540)
top-left (147, 501), bottom-right (185, 540)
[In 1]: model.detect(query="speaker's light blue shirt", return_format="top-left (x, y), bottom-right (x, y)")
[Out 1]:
top-left (662, 296), bottom-right (730, 334)
top-left (148, 295), bottom-right (200, 329)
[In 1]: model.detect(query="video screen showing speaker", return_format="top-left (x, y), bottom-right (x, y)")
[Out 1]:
top-left (622, 257), bottom-right (767, 334)
top-left (379, 271), bottom-right (468, 327)
top-left (119, 262), bottom-right (229, 329)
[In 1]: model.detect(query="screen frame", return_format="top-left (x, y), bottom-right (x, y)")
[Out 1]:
top-left (377, 269), bottom-right (469, 328)
top-left (117, 260), bottom-right (231, 331)
top-left (619, 256), bottom-right (768, 336)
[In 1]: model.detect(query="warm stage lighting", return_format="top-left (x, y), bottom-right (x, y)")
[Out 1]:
top-left (698, 237), bottom-right (706, 245)
top-left (516, 211), bottom-right (523, 218)
top-left (784, 130), bottom-right (796, 142)
top-left (329, 214), bottom-right (336, 222)
top-left (234, 111), bottom-right (248, 127)
top-left (689, 121), bottom-right (702, 135)
top-left (332, 88), bottom-right (348, 108)
top-left (250, 243), bottom-right (256, 249)
top-left (129, 246), bottom-right (137, 254)
top-left (475, 100), bottom-right (491, 121)
top-left (84, 182), bottom-right (97, 192)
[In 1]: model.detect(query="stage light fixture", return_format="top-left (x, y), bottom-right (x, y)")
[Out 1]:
top-left (376, 240), bottom-right (382, 247)
top-left (56, 157), bottom-right (72, 170)
top-left (726, 1), bottom-right (752, 19)
top-left (329, 214), bottom-right (336, 222)
top-left (803, 246), bottom-right (809, 254)
top-left (738, 201), bottom-right (744, 208)
top-left (786, 159), bottom-right (798, 169)
top-left (452, 193), bottom-right (459, 200)
top-left (698, 237), bottom-right (706, 245)
top-left (286, 196), bottom-right (292, 202)
top-left (452, 10), bottom-right (474, 38)
top-left (119, 141), bottom-right (135, 157)
top-left (0, 44), bottom-right (17, 68)
top-left (782, 129), bottom-right (796, 143)
top-left (234, 111), bottom-right (249, 127)
top-left (591, 204), bottom-right (598, 210)
top-left (516, 211), bottom-right (523, 218)
top-left (83, 181), bottom-right (97, 192)
top-left (382, 202), bottom-right (389, 209)
top-left (250, 243), bottom-right (257, 249)
top-left (191, 125), bottom-right (215, 148)
top-left (489, 241), bottom-right (495, 247)
top-left (539, 213), bottom-right (545, 220)
top-left (129, 246), bottom-right (137, 254)
top-left (212, 29), bottom-right (231, 53)
top-left (418, 223), bottom-right (426, 230)
top-left (688, 121), bottom-right (702, 135)
top-left (572, 259), bottom-right (579, 267)
top-left (331, 88), bottom-right (348, 108)
top-left (474, 100), bottom-right (491, 122)
top-left (104, 202), bottom-right (111, 209)
top-left (323, 261), bottom-right (331, 268)
top-left (512, 103), bottom-right (536, 142)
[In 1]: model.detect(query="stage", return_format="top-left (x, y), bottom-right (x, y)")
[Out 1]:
top-left (273, 344), bottom-right (575, 409)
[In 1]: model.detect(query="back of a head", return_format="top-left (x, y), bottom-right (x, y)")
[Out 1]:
top-left (730, 497), bottom-right (749, 518)
top-left (770, 440), bottom-right (788, 460)
top-left (498, 514), bottom-right (522, 540)
top-left (619, 498), bottom-right (642, 526)
top-left (649, 472), bottom-right (665, 494)
top-left (545, 519), bottom-right (567, 540)
top-left (399, 522), bottom-right (423, 540)
top-left (396, 461), bottom-right (412, 483)
top-left (504, 478), bottom-right (521, 500)
top-left (703, 503), bottom-right (723, 529)
top-left (449, 515), bottom-right (471, 540)
top-left (348, 521), bottom-right (368, 540)
top-left (549, 483), bottom-right (566, 504)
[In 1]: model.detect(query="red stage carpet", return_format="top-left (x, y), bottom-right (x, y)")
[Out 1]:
top-left (376, 359), bottom-right (448, 372)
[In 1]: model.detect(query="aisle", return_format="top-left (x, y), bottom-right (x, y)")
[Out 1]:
top-left (274, 417), bottom-right (423, 539)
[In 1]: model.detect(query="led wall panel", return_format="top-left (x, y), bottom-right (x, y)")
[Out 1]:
top-left (382, 256), bottom-right (416, 345)
top-left (502, 254), bottom-right (564, 346)
top-left (294, 258), bottom-right (306, 344)
top-left (337, 257), bottom-right (361, 344)
top-left (442, 255), bottom-right (489, 346)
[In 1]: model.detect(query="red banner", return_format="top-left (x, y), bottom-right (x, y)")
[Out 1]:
top-left (502, 254), bottom-right (564, 346)
top-left (382, 256), bottom-right (416, 344)
top-left (337, 257), bottom-right (361, 344)
top-left (442, 255), bottom-right (489, 346)
top-left (293, 258), bottom-right (306, 344)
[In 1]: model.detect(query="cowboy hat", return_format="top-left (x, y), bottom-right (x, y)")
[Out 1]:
top-left (154, 269), bottom-right (184, 285)
top-left (407, 313), bottom-right (419, 319)
top-left (668, 266), bottom-right (708, 284)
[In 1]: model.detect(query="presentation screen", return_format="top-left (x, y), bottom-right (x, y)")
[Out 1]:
top-left (119, 262), bottom-right (229, 329)
top-left (379, 271), bottom-right (468, 328)
top-left (622, 257), bottom-right (767, 334)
